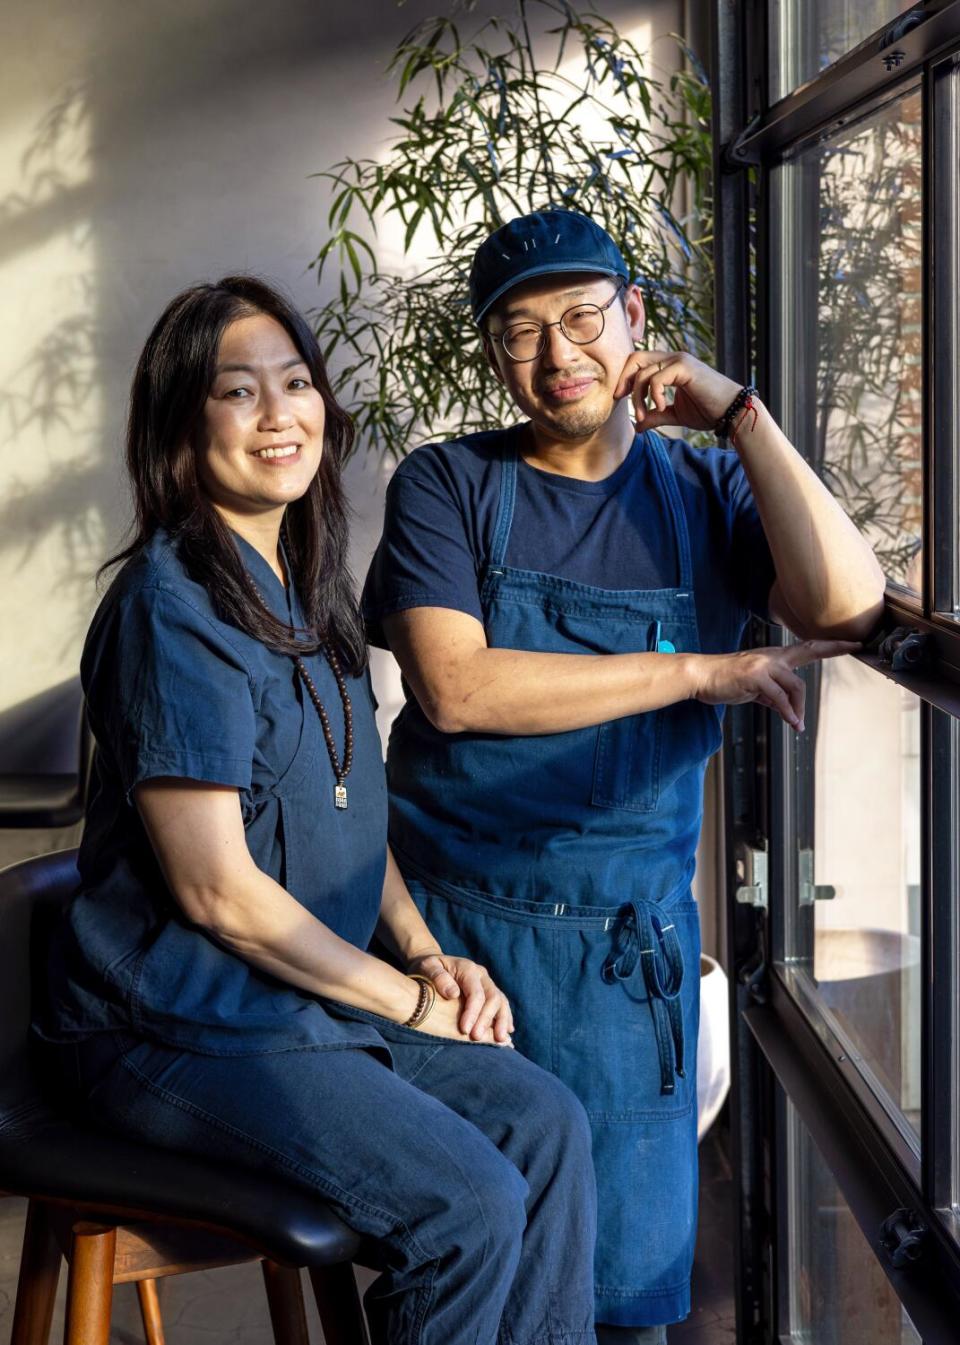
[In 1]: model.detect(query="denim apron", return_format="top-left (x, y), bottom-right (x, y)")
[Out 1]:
top-left (388, 434), bottom-right (719, 1326)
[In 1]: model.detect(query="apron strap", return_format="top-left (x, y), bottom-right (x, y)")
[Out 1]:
top-left (601, 899), bottom-right (686, 1096)
top-left (489, 438), bottom-right (519, 569)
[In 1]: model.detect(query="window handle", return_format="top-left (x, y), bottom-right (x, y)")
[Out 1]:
top-left (879, 1208), bottom-right (927, 1269)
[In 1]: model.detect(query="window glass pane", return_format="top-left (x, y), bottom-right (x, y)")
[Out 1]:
top-left (774, 88), bottom-right (923, 591)
top-left (785, 1095), bottom-right (922, 1343)
top-left (791, 659), bottom-right (922, 1140)
top-left (934, 59), bottom-right (960, 619)
top-left (769, 0), bottom-right (917, 102)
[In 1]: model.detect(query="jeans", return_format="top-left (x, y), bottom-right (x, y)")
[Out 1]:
top-left (54, 1006), bottom-right (598, 1345)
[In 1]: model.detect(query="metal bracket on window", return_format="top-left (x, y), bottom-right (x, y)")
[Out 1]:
top-left (722, 111), bottom-right (763, 169)
top-left (735, 845), bottom-right (768, 910)
top-left (798, 848), bottom-right (836, 906)
top-left (879, 1207), bottom-right (927, 1269)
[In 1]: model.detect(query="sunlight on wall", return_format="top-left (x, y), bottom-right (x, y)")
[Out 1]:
top-left (0, 85), bottom-right (107, 709)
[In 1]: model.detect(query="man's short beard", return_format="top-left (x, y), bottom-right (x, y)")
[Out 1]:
top-left (546, 402), bottom-right (613, 440)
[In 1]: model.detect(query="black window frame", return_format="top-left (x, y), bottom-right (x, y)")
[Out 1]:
top-left (712, 2), bottom-right (960, 1340)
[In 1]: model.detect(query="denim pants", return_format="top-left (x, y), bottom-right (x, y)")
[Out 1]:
top-left (54, 1007), bottom-right (598, 1345)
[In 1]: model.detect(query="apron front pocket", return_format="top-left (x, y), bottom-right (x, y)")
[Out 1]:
top-left (591, 709), bottom-right (664, 813)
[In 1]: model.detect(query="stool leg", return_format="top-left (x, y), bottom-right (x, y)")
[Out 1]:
top-left (63, 1222), bottom-right (116, 1345)
top-left (10, 1200), bottom-right (62, 1345)
top-left (261, 1261), bottom-right (310, 1345)
top-left (308, 1263), bottom-right (369, 1345)
top-left (136, 1278), bottom-right (167, 1345)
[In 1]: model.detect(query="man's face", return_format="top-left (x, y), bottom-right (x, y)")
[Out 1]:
top-left (484, 271), bottom-right (645, 440)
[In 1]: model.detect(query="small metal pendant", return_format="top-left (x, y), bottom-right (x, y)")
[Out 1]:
top-left (334, 784), bottom-right (348, 810)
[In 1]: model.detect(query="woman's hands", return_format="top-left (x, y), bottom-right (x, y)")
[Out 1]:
top-left (686, 640), bottom-right (861, 732)
top-left (405, 951), bottom-right (515, 1045)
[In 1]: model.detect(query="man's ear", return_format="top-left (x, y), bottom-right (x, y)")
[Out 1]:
top-left (481, 332), bottom-right (506, 386)
top-left (623, 283), bottom-right (645, 346)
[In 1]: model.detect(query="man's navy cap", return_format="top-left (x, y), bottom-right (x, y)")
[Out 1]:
top-left (469, 209), bottom-right (629, 324)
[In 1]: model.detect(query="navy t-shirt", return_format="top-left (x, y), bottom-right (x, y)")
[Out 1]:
top-left (363, 425), bottom-right (776, 652)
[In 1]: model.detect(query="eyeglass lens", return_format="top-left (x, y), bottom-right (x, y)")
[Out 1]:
top-left (503, 303), bottom-right (606, 362)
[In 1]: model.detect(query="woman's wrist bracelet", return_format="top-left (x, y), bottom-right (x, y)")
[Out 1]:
top-left (714, 384), bottom-right (759, 441)
top-left (403, 974), bottom-right (438, 1028)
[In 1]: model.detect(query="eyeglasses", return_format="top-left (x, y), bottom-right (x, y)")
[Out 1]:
top-left (488, 280), bottom-right (626, 363)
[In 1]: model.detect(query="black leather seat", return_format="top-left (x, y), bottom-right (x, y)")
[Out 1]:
top-left (1, 848), bottom-right (369, 1345)
top-left (0, 681), bottom-right (92, 830)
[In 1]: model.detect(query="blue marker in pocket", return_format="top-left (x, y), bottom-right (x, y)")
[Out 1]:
top-left (654, 620), bottom-right (676, 655)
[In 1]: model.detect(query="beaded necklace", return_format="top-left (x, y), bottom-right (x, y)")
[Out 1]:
top-left (251, 568), bottom-right (353, 811)
top-left (292, 648), bottom-right (353, 810)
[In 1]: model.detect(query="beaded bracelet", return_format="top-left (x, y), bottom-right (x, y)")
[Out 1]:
top-left (714, 384), bottom-right (760, 441)
top-left (404, 974), bottom-right (438, 1028)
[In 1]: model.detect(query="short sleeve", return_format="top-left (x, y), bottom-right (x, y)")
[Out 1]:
top-left (88, 585), bottom-right (257, 799)
top-left (727, 461), bottom-right (777, 620)
top-left (362, 449), bottom-right (485, 645)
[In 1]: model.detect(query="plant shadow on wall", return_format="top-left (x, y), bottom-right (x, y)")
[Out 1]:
top-left (0, 83), bottom-right (110, 655)
top-left (310, 0), bottom-right (714, 459)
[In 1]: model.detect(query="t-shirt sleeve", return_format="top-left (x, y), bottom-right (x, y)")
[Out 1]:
top-left (90, 585), bottom-right (257, 799)
top-left (727, 459), bottom-right (777, 620)
top-left (362, 449), bottom-right (484, 646)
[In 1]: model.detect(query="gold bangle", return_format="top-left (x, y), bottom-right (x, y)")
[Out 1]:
top-left (403, 974), bottom-right (438, 1028)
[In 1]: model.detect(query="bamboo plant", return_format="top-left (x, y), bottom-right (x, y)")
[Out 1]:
top-left (310, 0), bottom-right (713, 459)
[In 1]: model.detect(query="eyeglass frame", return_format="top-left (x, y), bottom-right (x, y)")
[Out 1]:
top-left (485, 278), bottom-right (628, 363)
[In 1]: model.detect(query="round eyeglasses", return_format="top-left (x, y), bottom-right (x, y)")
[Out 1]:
top-left (489, 280), bottom-right (626, 363)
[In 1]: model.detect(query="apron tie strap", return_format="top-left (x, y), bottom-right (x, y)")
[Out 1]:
top-left (601, 900), bottom-right (686, 1096)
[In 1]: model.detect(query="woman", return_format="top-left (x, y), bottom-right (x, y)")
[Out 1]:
top-left (36, 276), bottom-right (598, 1345)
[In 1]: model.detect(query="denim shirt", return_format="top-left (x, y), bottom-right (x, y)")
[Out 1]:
top-left (38, 528), bottom-right (387, 1057)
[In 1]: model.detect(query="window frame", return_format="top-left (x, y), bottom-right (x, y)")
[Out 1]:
top-left (713, 2), bottom-right (960, 1340)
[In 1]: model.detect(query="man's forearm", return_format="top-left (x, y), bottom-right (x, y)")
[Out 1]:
top-left (733, 402), bottom-right (886, 639)
top-left (385, 612), bottom-right (699, 735)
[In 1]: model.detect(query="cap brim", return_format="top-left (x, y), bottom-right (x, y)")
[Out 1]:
top-left (473, 262), bottom-right (627, 324)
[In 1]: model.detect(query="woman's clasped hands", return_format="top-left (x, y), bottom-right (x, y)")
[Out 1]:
top-left (406, 950), bottom-right (516, 1046)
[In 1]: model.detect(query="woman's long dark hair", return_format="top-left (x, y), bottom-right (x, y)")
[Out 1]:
top-left (104, 276), bottom-right (367, 674)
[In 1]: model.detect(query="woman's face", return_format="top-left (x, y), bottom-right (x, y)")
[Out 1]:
top-left (198, 313), bottom-right (326, 520)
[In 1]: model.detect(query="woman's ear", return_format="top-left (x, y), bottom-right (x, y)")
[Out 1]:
top-left (624, 284), bottom-right (645, 347)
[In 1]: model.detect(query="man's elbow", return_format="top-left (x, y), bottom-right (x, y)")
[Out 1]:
top-left (796, 592), bottom-right (886, 643)
top-left (419, 687), bottom-right (473, 735)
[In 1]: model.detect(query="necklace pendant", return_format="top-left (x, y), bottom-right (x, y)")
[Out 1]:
top-left (334, 784), bottom-right (348, 810)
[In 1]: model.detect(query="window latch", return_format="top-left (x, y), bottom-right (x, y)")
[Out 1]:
top-left (875, 625), bottom-right (934, 673)
top-left (879, 1207), bottom-right (927, 1269)
top-left (798, 848), bottom-right (836, 906)
top-left (735, 844), bottom-right (768, 910)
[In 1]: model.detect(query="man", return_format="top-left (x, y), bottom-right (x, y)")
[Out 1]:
top-left (363, 209), bottom-right (884, 1343)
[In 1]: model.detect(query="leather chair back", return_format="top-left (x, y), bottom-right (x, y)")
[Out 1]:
top-left (0, 849), bottom-right (80, 1118)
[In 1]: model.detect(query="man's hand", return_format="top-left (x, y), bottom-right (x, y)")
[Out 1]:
top-left (407, 951), bottom-right (515, 1044)
top-left (614, 350), bottom-right (743, 432)
top-left (688, 640), bottom-right (862, 732)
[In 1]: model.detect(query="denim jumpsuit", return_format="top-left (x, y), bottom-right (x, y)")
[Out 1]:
top-left (385, 437), bottom-right (721, 1328)
top-left (36, 528), bottom-right (598, 1345)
